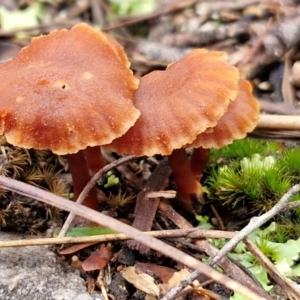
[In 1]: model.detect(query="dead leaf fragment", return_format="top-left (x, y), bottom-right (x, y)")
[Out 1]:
top-left (59, 242), bottom-right (98, 255)
top-left (136, 262), bottom-right (176, 283)
top-left (160, 268), bottom-right (222, 299)
top-left (160, 268), bottom-right (199, 296)
top-left (121, 266), bottom-right (160, 297)
top-left (82, 246), bottom-right (112, 272)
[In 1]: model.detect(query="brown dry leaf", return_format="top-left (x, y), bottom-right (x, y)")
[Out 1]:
top-left (121, 266), bottom-right (160, 297)
top-left (136, 262), bottom-right (176, 283)
top-left (159, 268), bottom-right (199, 296)
top-left (59, 242), bottom-right (99, 255)
top-left (160, 268), bottom-right (222, 300)
top-left (192, 288), bottom-right (223, 300)
top-left (82, 245), bottom-right (112, 272)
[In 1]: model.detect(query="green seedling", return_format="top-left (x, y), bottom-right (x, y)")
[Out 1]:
top-left (195, 215), bottom-right (213, 229)
top-left (104, 171), bottom-right (120, 188)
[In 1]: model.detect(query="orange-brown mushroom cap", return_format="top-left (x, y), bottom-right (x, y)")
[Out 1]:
top-left (0, 23), bottom-right (140, 154)
top-left (189, 79), bottom-right (260, 149)
top-left (105, 49), bottom-right (240, 156)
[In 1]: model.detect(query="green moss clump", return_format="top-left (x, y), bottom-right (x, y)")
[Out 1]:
top-left (204, 138), bottom-right (300, 236)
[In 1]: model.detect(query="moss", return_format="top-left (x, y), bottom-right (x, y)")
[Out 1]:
top-left (203, 138), bottom-right (300, 239)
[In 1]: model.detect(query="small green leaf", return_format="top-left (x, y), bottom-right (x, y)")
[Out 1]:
top-left (54, 227), bottom-right (117, 237)
top-left (195, 215), bottom-right (213, 229)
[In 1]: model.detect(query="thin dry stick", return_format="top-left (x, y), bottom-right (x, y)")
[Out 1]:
top-left (162, 184), bottom-right (300, 300)
top-left (244, 237), bottom-right (300, 300)
top-left (58, 155), bottom-right (136, 238)
top-left (210, 204), bottom-right (225, 230)
top-left (238, 17), bottom-right (274, 69)
top-left (0, 176), bottom-right (265, 300)
top-left (0, 228), bottom-right (236, 248)
top-left (257, 115), bottom-right (300, 130)
top-left (286, 200), bottom-right (300, 210)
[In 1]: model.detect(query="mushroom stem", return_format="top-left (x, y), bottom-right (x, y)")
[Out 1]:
top-left (66, 150), bottom-right (98, 210)
top-left (168, 148), bottom-right (203, 212)
top-left (85, 146), bottom-right (106, 174)
top-left (190, 147), bottom-right (210, 181)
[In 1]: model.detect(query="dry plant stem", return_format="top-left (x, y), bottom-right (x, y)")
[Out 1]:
top-left (66, 150), bottom-right (98, 210)
top-left (257, 114), bottom-right (300, 130)
top-left (85, 146), bottom-right (107, 174)
top-left (244, 237), bottom-right (300, 300)
top-left (282, 50), bottom-right (295, 105)
top-left (90, 0), bottom-right (105, 27)
top-left (0, 176), bottom-right (265, 300)
top-left (159, 201), bottom-right (273, 300)
top-left (168, 148), bottom-right (203, 211)
top-left (97, 268), bottom-right (109, 300)
top-left (210, 204), bottom-right (225, 230)
top-left (190, 147), bottom-right (210, 181)
top-left (238, 17), bottom-right (274, 70)
top-left (58, 155), bottom-right (137, 238)
top-left (208, 184), bottom-right (300, 266)
top-left (0, 228), bottom-right (237, 248)
top-left (286, 200), bottom-right (300, 210)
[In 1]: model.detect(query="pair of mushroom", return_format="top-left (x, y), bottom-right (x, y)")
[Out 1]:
top-left (105, 49), bottom-right (260, 211)
top-left (0, 23), bottom-right (259, 212)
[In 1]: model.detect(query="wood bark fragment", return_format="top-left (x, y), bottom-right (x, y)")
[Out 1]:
top-left (128, 158), bottom-right (172, 253)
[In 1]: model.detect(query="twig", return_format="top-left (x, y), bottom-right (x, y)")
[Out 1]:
top-left (286, 200), bottom-right (300, 210)
top-left (210, 204), bottom-right (225, 230)
top-left (58, 155), bottom-right (136, 238)
top-left (0, 228), bottom-right (236, 248)
top-left (90, 0), bottom-right (105, 28)
top-left (244, 237), bottom-right (300, 300)
top-left (0, 175), bottom-right (266, 300)
top-left (238, 17), bottom-right (274, 69)
top-left (257, 115), bottom-right (300, 130)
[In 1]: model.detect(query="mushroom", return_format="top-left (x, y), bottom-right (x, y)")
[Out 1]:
top-left (0, 23), bottom-right (140, 209)
top-left (105, 49), bottom-right (242, 211)
top-left (175, 79), bottom-right (260, 209)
